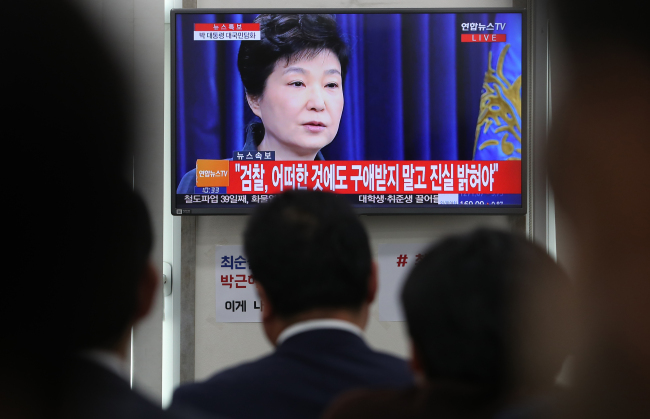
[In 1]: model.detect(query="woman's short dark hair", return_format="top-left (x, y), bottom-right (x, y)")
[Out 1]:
top-left (238, 14), bottom-right (350, 99)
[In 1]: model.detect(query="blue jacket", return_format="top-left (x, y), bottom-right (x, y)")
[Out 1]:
top-left (170, 329), bottom-right (414, 419)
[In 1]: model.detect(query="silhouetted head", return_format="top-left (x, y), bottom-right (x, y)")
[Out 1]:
top-left (402, 229), bottom-right (572, 400)
top-left (244, 190), bottom-right (371, 319)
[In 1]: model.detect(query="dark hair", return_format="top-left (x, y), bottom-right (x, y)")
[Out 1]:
top-left (238, 14), bottom-right (350, 99)
top-left (4, 1), bottom-right (148, 416)
top-left (239, 14), bottom-right (350, 145)
top-left (401, 229), bottom-right (569, 395)
top-left (244, 191), bottom-right (371, 318)
top-left (551, 0), bottom-right (648, 59)
top-left (73, 180), bottom-right (154, 350)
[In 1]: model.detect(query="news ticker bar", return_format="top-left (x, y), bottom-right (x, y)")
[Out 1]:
top-left (176, 193), bottom-right (522, 209)
top-left (194, 160), bottom-right (521, 195)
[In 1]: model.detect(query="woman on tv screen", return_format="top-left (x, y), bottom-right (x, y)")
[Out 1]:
top-left (239, 13), bottom-right (349, 161)
top-left (177, 13), bottom-right (349, 194)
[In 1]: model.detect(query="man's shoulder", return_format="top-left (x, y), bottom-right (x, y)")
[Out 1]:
top-left (172, 353), bottom-right (281, 403)
top-left (174, 332), bottom-right (410, 398)
top-left (350, 346), bottom-right (414, 386)
top-left (63, 358), bottom-right (179, 419)
top-left (170, 354), bottom-right (289, 418)
top-left (171, 333), bottom-right (413, 418)
top-left (189, 352), bottom-right (284, 385)
top-left (314, 329), bottom-right (412, 373)
top-left (277, 329), bottom-right (414, 387)
top-left (364, 346), bottom-right (411, 366)
top-left (345, 338), bottom-right (412, 373)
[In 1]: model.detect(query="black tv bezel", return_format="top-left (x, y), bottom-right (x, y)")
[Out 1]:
top-left (170, 8), bottom-right (528, 216)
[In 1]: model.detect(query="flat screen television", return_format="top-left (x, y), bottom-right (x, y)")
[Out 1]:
top-left (171, 8), bottom-right (527, 215)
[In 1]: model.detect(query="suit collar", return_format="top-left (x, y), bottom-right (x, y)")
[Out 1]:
top-left (276, 319), bottom-right (363, 346)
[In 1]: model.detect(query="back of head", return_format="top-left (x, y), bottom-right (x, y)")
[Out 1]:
top-left (6, 0), bottom-right (139, 356)
top-left (401, 229), bottom-right (571, 399)
top-left (4, 2), bottom-right (145, 416)
top-left (6, 1), bottom-right (132, 179)
top-left (244, 190), bottom-right (371, 318)
top-left (550, 0), bottom-right (648, 60)
top-left (0, 0), bottom-right (151, 416)
top-left (67, 179), bottom-right (153, 351)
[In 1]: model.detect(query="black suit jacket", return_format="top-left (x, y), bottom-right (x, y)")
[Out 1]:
top-left (170, 329), bottom-right (414, 419)
top-left (59, 357), bottom-right (186, 419)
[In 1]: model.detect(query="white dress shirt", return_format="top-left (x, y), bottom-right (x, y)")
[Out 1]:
top-left (276, 318), bottom-right (364, 346)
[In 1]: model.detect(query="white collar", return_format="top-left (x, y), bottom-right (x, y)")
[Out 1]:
top-left (276, 319), bottom-right (364, 346)
top-left (81, 349), bottom-right (130, 382)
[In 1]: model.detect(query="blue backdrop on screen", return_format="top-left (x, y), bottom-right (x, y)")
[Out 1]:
top-left (473, 13), bottom-right (523, 161)
top-left (175, 13), bottom-right (522, 185)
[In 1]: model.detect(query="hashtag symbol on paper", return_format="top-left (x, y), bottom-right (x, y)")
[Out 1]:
top-left (396, 254), bottom-right (408, 267)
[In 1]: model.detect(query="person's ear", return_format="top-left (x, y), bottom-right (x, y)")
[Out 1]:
top-left (256, 282), bottom-right (285, 346)
top-left (246, 93), bottom-right (262, 118)
top-left (410, 341), bottom-right (426, 376)
top-left (366, 260), bottom-right (378, 304)
top-left (255, 282), bottom-right (274, 322)
top-left (134, 261), bottom-right (158, 322)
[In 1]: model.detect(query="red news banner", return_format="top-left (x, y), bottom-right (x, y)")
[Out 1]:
top-left (194, 23), bottom-right (261, 41)
top-left (228, 161), bottom-right (521, 195)
top-left (461, 34), bottom-right (507, 42)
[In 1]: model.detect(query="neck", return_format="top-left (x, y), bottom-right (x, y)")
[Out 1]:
top-left (257, 136), bottom-right (319, 161)
top-left (266, 306), bottom-right (368, 346)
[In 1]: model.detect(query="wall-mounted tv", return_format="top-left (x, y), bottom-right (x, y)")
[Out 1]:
top-left (171, 8), bottom-right (527, 215)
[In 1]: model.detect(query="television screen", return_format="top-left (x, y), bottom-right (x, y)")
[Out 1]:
top-left (172, 9), bottom-right (526, 214)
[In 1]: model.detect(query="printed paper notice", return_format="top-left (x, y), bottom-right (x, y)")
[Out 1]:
top-left (377, 242), bottom-right (431, 321)
top-left (215, 245), bottom-right (262, 322)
